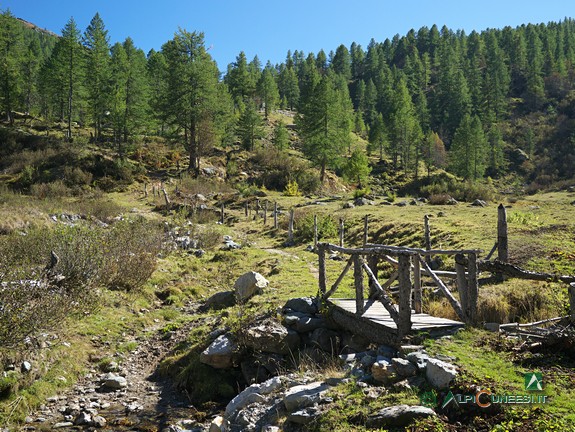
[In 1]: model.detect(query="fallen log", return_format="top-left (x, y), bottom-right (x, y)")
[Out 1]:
top-left (479, 260), bottom-right (575, 284)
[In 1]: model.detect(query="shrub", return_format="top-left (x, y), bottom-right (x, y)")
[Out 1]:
top-left (296, 212), bottom-right (338, 242)
top-left (421, 179), bottom-right (495, 202)
top-left (30, 181), bottom-right (71, 199)
top-left (284, 180), bottom-right (301, 197)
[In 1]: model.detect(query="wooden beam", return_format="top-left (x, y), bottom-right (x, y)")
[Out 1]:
top-left (467, 252), bottom-right (479, 325)
top-left (354, 255), bottom-right (364, 316)
top-left (313, 214), bottom-right (318, 249)
top-left (478, 260), bottom-right (575, 284)
top-left (497, 204), bottom-right (508, 282)
top-left (322, 256), bottom-right (353, 300)
top-left (220, 203), bottom-right (225, 224)
top-left (339, 218), bottom-right (344, 248)
top-left (455, 253), bottom-right (468, 321)
top-left (288, 208), bottom-right (294, 244)
top-left (363, 214), bottom-right (369, 247)
top-left (361, 260), bottom-right (400, 322)
top-left (570, 283), bottom-right (575, 323)
top-left (424, 214), bottom-right (432, 265)
top-left (418, 255), bottom-right (465, 321)
top-left (367, 255), bottom-right (379, 298)
top-left (273, 202), bottom-right (278, 229)
top-left (264, 201), bottom-right (268, 225)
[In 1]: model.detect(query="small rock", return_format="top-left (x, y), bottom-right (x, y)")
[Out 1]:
top-left (21, 361), bottom-right (32, 373)
top-left (284, 382), bottom-right (330, 412)
top-left (209, 415), bottom-right (224, 432)
top-left (400, 345), bottom-right (424, 355)
top-left (371, 363), bottom-right (398, 384)
top-left (53, 422), bottom-right (74, 428)
top-left (287, 405), bottom-right (321, 424)
top-left (92, 415), bottom-right (107, 428)
top-left (100, 373), bottom-right (127, 390)
top-left (406, 351), bottom-right (429, 371)
top-left (261, 426), bottom-right (280, 432)
top-left (484, 322), bottom-right (500, 332)
top-left (343, 202), bottom-right (355, 209)
top-left (200, 334), bottom-right (238, 369)
top-left (284, 297), bottom-right (317, 315)
top-left (234, 271), bottom-right (268, 302)
top-left (74, 412), bottom-right (92, 426)
top-left (471, 199), bottom-right (487, 207)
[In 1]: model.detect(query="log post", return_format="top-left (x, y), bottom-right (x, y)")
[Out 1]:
top-left (339, 218), bottom-right (344, 248)
top-left (264, 201), bottom-right (268, 225)
top-left (455, 253), bottom-right (468, 321)
top-left (255, 199), bottom-right (260, 219)
top-left (467, 252), bottom-right (479, 325)
top-left (363, 215), bottom-right (369, 247)
top-left (144, 182), bottom-right (148, 198)
top-left (313, 215), bottom-right (318, 249)
top-left (288, 208), bottom-right (295, 244)
top-left (273, 202), bottom-right (278, 229)
top-left (497, 204), bottom-right (508, 282)
top-left (570, 283), bottom-right (575, 323)
top-left (245, 201), bottom-right (249, 218)
top-left (354, 254), bottom-right (365, 316)
top-left (424, 214), bottom-right (432, 265)
top-left (220, 203), bottom-right (225, 224)
top-left (413, 255), bottom-right (422, 314)
top-left (397, 254), bottom-right (413, 337)
top-left (318, 245), bottom-right (327, 296)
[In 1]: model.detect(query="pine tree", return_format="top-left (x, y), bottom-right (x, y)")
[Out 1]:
top-left (277, 64), bottom-right (299, 110)
top-left (331, 44), bottom-right (352, 79)
top-left (83, 13), bottom-right (111, 140)
top-left (343, 149), bottom-right (371, 188)
top-left (225, 51), bottom-right (256, 106)
top-left (121, 38), bottom-right (149, 143)
top-left (22, 38), bottom-right (41, 116)
top-left (368, 112), bottom-right (388, 160)
top-left (146, 49), bottom-right (168, 135)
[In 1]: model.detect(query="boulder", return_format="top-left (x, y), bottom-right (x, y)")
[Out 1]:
top-left (225, 377), bottom-right (283, 417)
top-left (284, 297), bottom-right (318, 315)
top-left (284, 382), bottom-right (330, 412)
top-left (426, 358), bottom-right (458, 389)
top-left (392, 358), bottom-right (418, 378)
top-left (234, 272), bottom-right (268, 302)
top-left (406, 351), bottom-right (429, 371)
top-left (371, 362), bottom-right (398, 384)
top-left (200, 334), bottom-right (238, 369)
top-left (287, 406), bottom-right (321, 424)
top-left (201, 291), bottom-right (236, 311)
top-left (310, 328), bottom-right (340, 354)
top-left (354, 197), bottom-right (375, 206)
top-left (244, 320), bottom-right (300, 355)
top-left (209, 415), bottom-right (224, 432)
top-left (366, 405), bottom-right (436, 428)
top-left (471, 199), bottom-right (487, 207)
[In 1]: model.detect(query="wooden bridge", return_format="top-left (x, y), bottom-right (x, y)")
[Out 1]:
top-left (316, 242), bottom-right (480, 346)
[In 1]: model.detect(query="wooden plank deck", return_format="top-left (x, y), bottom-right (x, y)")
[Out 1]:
top-left (332, 298), bottom-right (465, 331)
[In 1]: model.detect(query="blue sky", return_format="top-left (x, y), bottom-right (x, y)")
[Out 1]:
top-left (2, 0), bottom-right (574, 70)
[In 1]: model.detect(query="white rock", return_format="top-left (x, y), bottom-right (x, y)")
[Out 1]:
top-left (200, 334), bottom-right (237, 369)
top-left (283, 382), bottom-right (330, 412)
top-left (209, 415), bottom-right (224, 432)
top-left (426, 358), bottom-right (458, 389)
top-left (234, 271), bottom-right (268, 302)
top-left (225, 376), bottom-right (282, 417)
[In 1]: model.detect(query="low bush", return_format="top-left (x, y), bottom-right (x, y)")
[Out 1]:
top-left (421, 179), bottom-right (496, 202)
top-left (296, 211), bottom-right (338, 242)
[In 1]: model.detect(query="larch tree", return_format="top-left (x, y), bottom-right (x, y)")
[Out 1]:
top-left (0, 9), bottom-right (23, 125)
top-left (83, 13), bottom-right (111, 141)
top-left (256, 64), bottom-right (279, 118)
top-left (236, 99), bottom-right (264, 151)
top-left (162, 29), bottom-right (221, 174)
top-left (297, 71), bottom-right (352, 182)
top-left (449, 114), bottom-right (488, 180)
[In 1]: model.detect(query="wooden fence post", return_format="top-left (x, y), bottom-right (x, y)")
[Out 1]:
top-left (144, 182), bottom-right (148, 198)
top-left (161, 188), bottom-right (170, 209)
top-left (455, 253), bottom-right (468, 321)
top-left (273, 202), bottom-right (278, 229)
top-left (354, 254), bottom-right (365, 316)
top-left (363, 215), bottom-right (369, 247)
top-left (255, 199), bottom-right (260, 219)
top-left (413, 255), bottom-right (422, 314)
top-left (367, 255), bottom-right (379, 298)
top-left (264, 201), bottom-right (268, 225)
top-left (313, 215), bottom-right (318, 249)
top-left (424, 215), bottom-right (432, 265)
top-left (570, 283), bottom-right (575, 323)
top-left (397, 254), bottom-right (413, 337)
top-left (497, 204), bottom-right (508, 282)
top-left (467, 252), bottom-right (479, 325)
top-left (318, 245), bottom-right (327, 296)
top-left (339, 218), bottom-right (344, 248)
top-left (245, 201), bottom-right (249, 218)
top-left (288, 208), bottom-right (295, 244)
top-left (220, 203), bottom-right (225, 224)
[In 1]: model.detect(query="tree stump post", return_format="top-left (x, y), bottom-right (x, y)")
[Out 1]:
top-left (220, 203), bottom-right (225, 224)
top-left (413, 255), bottom-right (422, 314)
top-left (339, 218), bottom-right (344, 248)
top-left (354, 254), bottom-right (364, 316)
top-left (264, 201), bottom-right (268, 225)
top-left (363, 214), bottom-right (369, 247)
top-left (245, 201), bottom-right (249, 218)
top-left (144, 183), bottom-right (148, 198)
top-left (397, 254), bottom-right (413, 338)
top-left (424, 214), bottom-right (432, 265)
top-left (255, 199), bottom-right (260, 219)
top-left (161, 188), bottom-right (170, 209)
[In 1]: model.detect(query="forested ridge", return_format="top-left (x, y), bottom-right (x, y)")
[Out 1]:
top-left (2, 9), bottom-right (575, 193)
